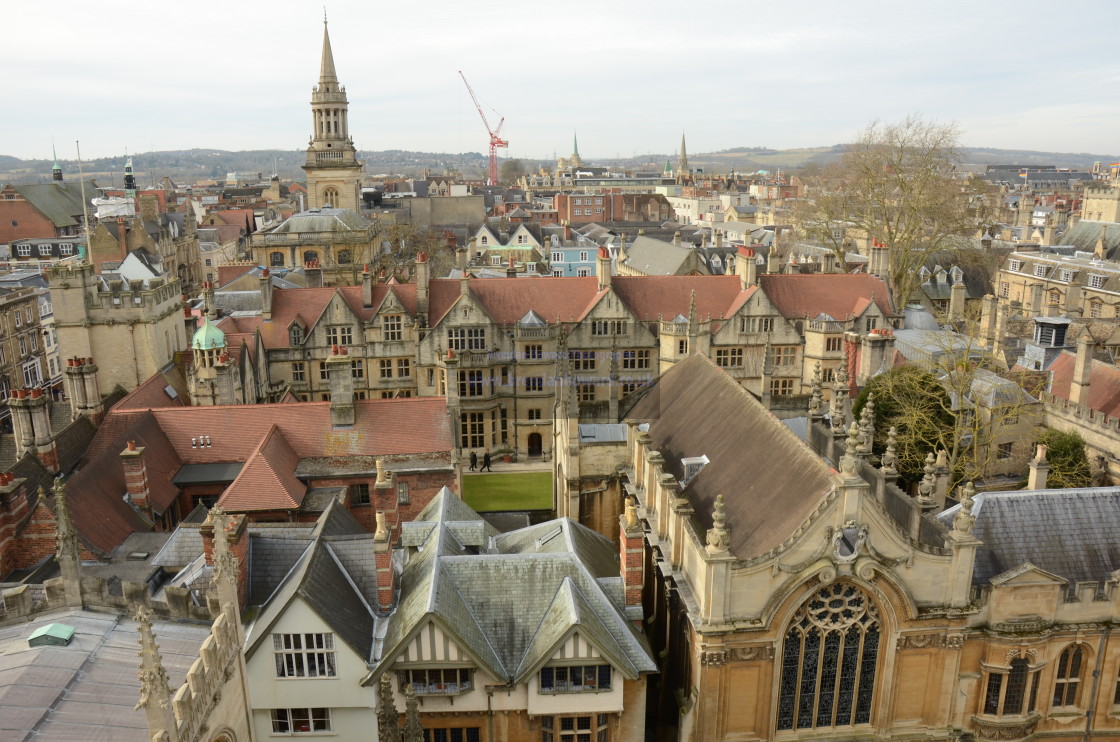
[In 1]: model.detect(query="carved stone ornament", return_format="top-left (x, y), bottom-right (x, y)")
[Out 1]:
top-left (895, 632), bottom-right (965, 651)
top-left (833, 522), bottom-right (868, 563)
top-left (134, 606), bottom-right (172, 711)
top-left (52, 479), bottom-right (80, 563)
top-left (954, 481), bottom-right (977, 535)
top-left (700, 646), bottom-right (775, 666)
top-left (880, 426), bottom-right (899, 474)
top-left (706, 494), bottom-right (730, 554)
top-left (808, 362), bottom-right (823, 415)
top-left (624, 497), bottom-right (640, 529)
top-left (971, 713), bottom-right (1040, 741)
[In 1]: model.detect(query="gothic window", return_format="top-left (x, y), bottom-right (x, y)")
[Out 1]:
top-left (777, 583), bottom-right (880, 731)
top-left (1053, 645), bottom-right (1084, 708)
top-left (322, 187), bottom-right (340, 207)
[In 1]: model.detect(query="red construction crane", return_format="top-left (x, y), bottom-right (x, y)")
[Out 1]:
top-left (458, 70), bottom-right (508, 186)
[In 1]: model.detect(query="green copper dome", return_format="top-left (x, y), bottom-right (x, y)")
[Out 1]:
top-left (191, 316), bottom-right (226, 351)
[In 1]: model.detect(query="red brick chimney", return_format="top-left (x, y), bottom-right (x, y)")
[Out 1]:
top-left (374, 511), bottom-right (396, 612)
top-left (120, 440), bottom-right (152, 519)
top-left (618, 498), bottom-right (644, 623)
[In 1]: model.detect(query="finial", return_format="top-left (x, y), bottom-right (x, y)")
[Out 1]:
top-left (52, 479), bottom-right (80, 563)
top-left (917, 452), bottom-right (936, 503)
top-left (808, 361), bottom-right (823, 417)
top-left (134, 606), bottom-right (172, 711)
top-left (324, 6), bottom-right (328, 24)
top-left (625, 497), bottom-right (640, 529)
top-left (880, 426), bottom-right (898, 475)
top-left (858, 394), bottom-right (875, 455)
top-left (403, 683), bottom-right (424, 742)
top-left (953, 481), bottom-right (977, 534)
top-left (838, 422), bottom-right (863, 476)
top-left (705, 494), bottom-right (730, 554)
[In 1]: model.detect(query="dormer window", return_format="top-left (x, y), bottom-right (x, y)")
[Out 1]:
top-left (680, 455), bottom-right (709, 485)
top-left (398, 668), bottom-right (473, 695)
top-left (539, 664), bottom-right (611, 693)
top-left (290, 325), bottom-right (303, 345)
top-left (1008, 259), bottom-right (1023, 272)
top-left (1059, 269), bottom-right (1074, 282)
top-left (1034, 264), bottom-right (1047, 278)
top-left (1089, 274), bottom-right (1105, 289)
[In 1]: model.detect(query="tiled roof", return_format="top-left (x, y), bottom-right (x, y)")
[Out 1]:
top-left (13, 181), bottom-right (94, 227)
top-left (939, 487), bottom-right (1120, 584)
top-left (217, 425), bottom-right (306, 512)
top-left (147, 397), bottom-right (451, 464)
top-left (758, 274), bottom-right (893, 320)
top-left (611, 275), bottom-right (743, 321)
top-left (627, 354), bottom-right (835, 558)
top-left (113, 365), bottom-right (189, 411)
top-left (1048, 350), bottom-right (1120, 418)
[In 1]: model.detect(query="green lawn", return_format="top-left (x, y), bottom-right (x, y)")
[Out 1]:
top-left (462, 471), bottom-right (554, 512)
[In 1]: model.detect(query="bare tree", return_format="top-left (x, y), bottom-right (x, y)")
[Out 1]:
top-left (854, 331), bottom-right (1041, 489)
top-left (793, 116), bottom-right (996, 307)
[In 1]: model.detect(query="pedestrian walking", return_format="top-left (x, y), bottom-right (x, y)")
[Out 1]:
top-left (482, 449), bottom-right (492, 472)
top-left (469, 451), bottom-right (477, 471)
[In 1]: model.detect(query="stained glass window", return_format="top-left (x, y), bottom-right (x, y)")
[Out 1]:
top-left (776, 583), bottom-right (880, 731)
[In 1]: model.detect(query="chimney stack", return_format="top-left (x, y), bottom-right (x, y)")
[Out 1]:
top-left (326, 345), bottom-right (356, 426)
top-left (618, 498), bottom-right (644, 624)
top-left (735, 246), bottom-right (757, 289)
top-left (415, 252), bottom-right (430, 321)
top-left (596, 246), bottom-right (611, 291)
top-left (260, 268), bottom-right (273, 321)
top-left (120, 441), bottom-right (152, 519)
top-left (362, 264), bottom-right (373, 308)
top-left (949, 277), bottom-right (966, 321)
top-left (374, 511), bottom-right (397, 612)
top-left (1027, 444), bottom-right (1050, 490)
top-left (1070, 333), bottom-right (1093, 406)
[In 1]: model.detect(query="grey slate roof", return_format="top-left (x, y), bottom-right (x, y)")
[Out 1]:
top-left (368, 489), bottom-right (655, 686)
top-left (12, 181), bottom-right (96, 228)
top-left (939, 487), bottom-right (1120, 585)
top-left (267, 206), bottom-right (372, 234)
top-left (619, 235), bottom-right (707, 276)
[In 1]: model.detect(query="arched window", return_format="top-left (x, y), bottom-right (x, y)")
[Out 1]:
top-left (777, 583), bottom-right (880, 731)
top-left (322, 187), bottom-right (339, 207)
top-left (303, 250), bottom-right (319, 266)
top-left (1053, 645), bottom-right (1084, 707)
top-left (270, 251), bottom-right (284, 267)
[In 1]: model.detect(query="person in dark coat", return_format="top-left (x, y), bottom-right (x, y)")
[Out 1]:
top-left (469, 451), bottom-right (477, 471)
top-left (482, 449), bottom-right (492, 472)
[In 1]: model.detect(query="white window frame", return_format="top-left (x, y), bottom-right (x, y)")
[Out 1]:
top-left (272, 633), bottom-right (337, 678)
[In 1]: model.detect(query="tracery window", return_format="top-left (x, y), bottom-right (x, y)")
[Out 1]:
top-left (777, 583), bottom-right (880, 731)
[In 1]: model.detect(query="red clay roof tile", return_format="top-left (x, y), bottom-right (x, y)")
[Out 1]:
top-left (758, 274), bottom-right (893, 320)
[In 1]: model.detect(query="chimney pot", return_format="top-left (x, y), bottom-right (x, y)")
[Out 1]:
top-left (127, 440), bottom-right (137, 451)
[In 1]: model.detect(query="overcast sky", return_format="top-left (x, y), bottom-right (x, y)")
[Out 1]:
top-left (4, 0), bottom-right (1118, 163)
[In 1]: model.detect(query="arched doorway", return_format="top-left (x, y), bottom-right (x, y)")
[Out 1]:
top-left (527, 432), bottom-right (543, 457)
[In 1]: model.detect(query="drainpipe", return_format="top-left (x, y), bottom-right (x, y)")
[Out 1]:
top-left (1084, 626), bottom-right (1110, 742)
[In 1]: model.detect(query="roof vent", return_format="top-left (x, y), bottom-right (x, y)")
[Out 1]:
top-left (28, 623), bottom-right (75, 647)
top-left (680, 455), bottom-right (710, 486)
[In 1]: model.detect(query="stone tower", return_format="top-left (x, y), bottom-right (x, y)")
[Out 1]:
top-left (678, 132), bottom-right (689, 177)
top-left (301, 16), bottom-right (363, 212)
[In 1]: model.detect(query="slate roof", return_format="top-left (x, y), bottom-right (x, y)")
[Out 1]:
top-left (618, 235), bottom-right (708, 276)
top-left (939, 487), bottom-right (1120, 584)
top-left (11, 181), bottom-right (96, 228)
top-left (1048, 350), bottom-right (1120, 418)
top-left (627, 354), bottom-right (835, 558)
top-left (265, 206), bottom-right (371, 234)
top-left (369, 489), bottom-right (655, 685)
top-left (1062, 220), bottom-right (1120, 261)
top-left (758, 273), bottom-right (893, 320)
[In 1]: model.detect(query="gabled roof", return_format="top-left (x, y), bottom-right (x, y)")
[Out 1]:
top-left (619, 235), bottom-right (707, 276)
top-left (369, 489), bottom-right (655, 686)
top-left (217, 425), bottom-right (306, 512)
top-left (627, 354), bottom-right (835, 558)
top-left (759, 273), bottom-right (893, 319)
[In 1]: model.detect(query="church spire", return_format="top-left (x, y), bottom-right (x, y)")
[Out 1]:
top-left (573, 131), bottom-right (579, 158)
top-left (678, 132), bottom-right (688, 174)
top-left (319, 13), bottom-right (339, 88)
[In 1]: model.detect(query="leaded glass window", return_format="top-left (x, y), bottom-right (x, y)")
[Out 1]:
top-left (1053, 645), bottom-right (1084, 707)
top-left (777, 583), bottom-right (880, 731)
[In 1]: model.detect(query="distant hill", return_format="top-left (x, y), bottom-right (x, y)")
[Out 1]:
top-left (1, 145), bottom-right (1115, 186)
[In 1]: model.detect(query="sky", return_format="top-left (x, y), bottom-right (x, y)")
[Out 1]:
top-left (3, 0), bottom-right (1119, 163)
